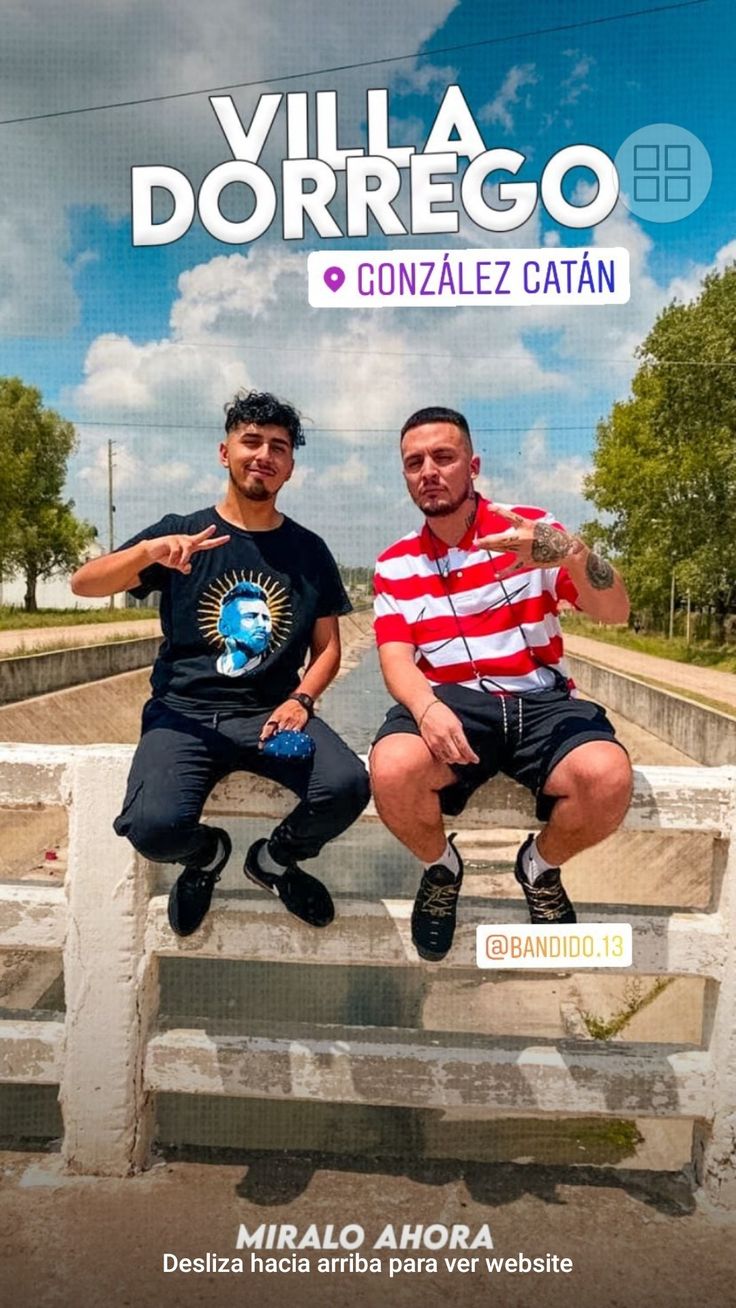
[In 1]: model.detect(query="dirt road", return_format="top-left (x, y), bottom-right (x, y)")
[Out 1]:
top-left (565, 633), bottom-right (736, 712)
top-left (0, 1148), bottom-right (732, 1308)
top-left (0, 617), bottom-right (161, 656)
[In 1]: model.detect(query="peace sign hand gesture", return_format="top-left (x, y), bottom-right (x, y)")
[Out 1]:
top-left (474, 504), bottom-right (583, 580)
top-left (145, 524), bottom-right (231, 575)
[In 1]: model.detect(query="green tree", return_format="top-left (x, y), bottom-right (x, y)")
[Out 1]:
top-left (0, 377), bottom-right (96, 611)
top-left (584, 265), bottom-right (736, 636)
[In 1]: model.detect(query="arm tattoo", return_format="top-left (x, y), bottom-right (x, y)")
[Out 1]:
top-left (531, 522), bottom-right (574, 564)
top-left (585, 552), bottom-right (615, 589)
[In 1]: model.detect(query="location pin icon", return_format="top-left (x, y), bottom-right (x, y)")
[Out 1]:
top-left (323, 266), bottom-right (345, 293)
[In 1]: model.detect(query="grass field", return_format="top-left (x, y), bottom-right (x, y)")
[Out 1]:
top-left (0, 631), bottom-right (160, 661)
top-left (0, 606), bottom-right (158, 631)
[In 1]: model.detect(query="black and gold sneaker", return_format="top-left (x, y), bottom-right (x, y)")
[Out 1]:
top-left (514, 834), bottom-right (577, 924)
top-left (411, 834), bottom-right (463, 962)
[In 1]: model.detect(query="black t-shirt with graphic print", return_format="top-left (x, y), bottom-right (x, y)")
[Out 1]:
top-left (119, 507), bottom-right (351, 712)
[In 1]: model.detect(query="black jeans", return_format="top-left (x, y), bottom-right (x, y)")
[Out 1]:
top-left (114, 698), bottom-right (370, 867)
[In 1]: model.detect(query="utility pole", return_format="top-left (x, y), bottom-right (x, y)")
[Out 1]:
top-left (668, 570), bottom-right (676, 639)
top-left (107, 440), bottom-right (115, 611)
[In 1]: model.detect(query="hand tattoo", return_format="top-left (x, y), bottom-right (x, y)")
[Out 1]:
top-left (585, 552), bottom-right (615, 589)
top-left (531, 522), bottom-right (574, 564)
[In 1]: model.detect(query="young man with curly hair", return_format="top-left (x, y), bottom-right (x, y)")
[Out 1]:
top-left (72, 390), bottom-right (370, 936)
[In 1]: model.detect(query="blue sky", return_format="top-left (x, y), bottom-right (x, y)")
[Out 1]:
top-left (0, 0), bottom-right (732, 562)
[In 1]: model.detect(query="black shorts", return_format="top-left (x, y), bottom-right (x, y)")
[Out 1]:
top-left (372, 682), bottom-right (625, 821)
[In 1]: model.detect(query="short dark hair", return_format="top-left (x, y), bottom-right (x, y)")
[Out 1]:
top-left (221, 579), bottom-right (267, 606)
top-left (224, 389), bottom-right (305, 448)
top-left (218, 580), bottom-right (270, 641)
top-left (400, 406), bottom-right (472, 450)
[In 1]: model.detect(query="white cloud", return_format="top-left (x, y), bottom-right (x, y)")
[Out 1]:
top-left (282, 464), bottom-right (311, 493)
top-left (712, 238), bottom-right (736, 271)
top-left (172, 253), bottom-right (286, 335)
top-left (479, 421), bottom-right (591, 528)
top-left (71, 249), bottom-right (100, 274)
top-left (71, 243), bottom-right (567, 447)
top-left (150, 461), bottom-right (192, 483)
top-left (67, 212), bottom-right (736, 560)
top-left (541, 50), bottom-right (594, 132)
top-left (73, 194), bottom-right (736, 556)
top-left (73, 329), bottom-right (254, 416)
top-left (392, 61), bottom-right (460, 101)
top-left (0, 0), bottom-right (459, 334)
top-left (503, 192), bottom-right (736, 395)
top-left (0, 212), bottom-right (78, 335)
top-left (317, 454), bottom-right (369, 486)
top-left (387, 114), bottom-right (428, 153)
top-left (78, 442), bottom-right (142, 490)
top-left (198, 473), bottom-right (226, 496)
top-left (479, 64), bottom-right (538, 134)
top-left (560, 51), bottom-right (594, 106)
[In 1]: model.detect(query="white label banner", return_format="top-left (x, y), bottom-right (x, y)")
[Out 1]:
top-left (308, 247), bottom-right (630, 308)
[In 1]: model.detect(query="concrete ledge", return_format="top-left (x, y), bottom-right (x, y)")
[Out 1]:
top-left (145, 1024), bottom-right (712, 1117)
top-left (0, 744), bottom-right (733, 833)
top-left (0, 881), bottom-right (724, 980)
top-left (0, 1018), bottom-right (64, 1084)
top-left (145, 894), bottom-right (727, 980)
top-left (569, 654), bottom-right (736, 767)
top-left (0, 885), bottom-right (66, 951)
top-left (0, 638), bottom-right (160, 706)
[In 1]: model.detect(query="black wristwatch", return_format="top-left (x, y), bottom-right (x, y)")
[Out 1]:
top-left (288, 692), bottom-right (314, 718)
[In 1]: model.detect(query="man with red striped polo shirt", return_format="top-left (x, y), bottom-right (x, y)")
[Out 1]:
top-left (370, 406), bottom-right (633, 963)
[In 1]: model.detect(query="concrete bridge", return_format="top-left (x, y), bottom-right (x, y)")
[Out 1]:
top-left (0, 615), bottom-right (734, 1245)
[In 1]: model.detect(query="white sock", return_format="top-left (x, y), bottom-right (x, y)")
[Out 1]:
top-left (257, 839), bottom-right (288, 878)
top-left (426, 839), bottom-right (461, 880)
top-left (201, 834), bottom-right (226, 872)
top-left (520, 836), bottom-right (557, 885)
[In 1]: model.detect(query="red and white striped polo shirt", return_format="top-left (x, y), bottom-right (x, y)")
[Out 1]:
top-left (373, 497), bottom-right (580, 695)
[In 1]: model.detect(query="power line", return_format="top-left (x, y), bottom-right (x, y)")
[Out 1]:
top-left (78, 338), bottom-right (734, 365)
top-left (15, 338), bottom-right (735, 366)
top-left (0, 1), bottom-right (709, 127)
top-left (70, 419), bottom-right (600, 433)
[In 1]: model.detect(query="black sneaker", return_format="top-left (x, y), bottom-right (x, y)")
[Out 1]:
top-left (168, 828), bottom-right (232, 937)
top-left (514, 834), bottom-right (577, 923)
top-left (244, 838), bottom-right (335, 928)
top-left (411, 834), bottom-right (463, 962)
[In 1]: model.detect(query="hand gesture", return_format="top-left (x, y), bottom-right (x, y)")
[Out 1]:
top-left (474, 504), bottom-right (582, 579)
top-left (145, 524), bottom-right (230, 574)
top-left (259, 699), bottom-right (310, 744)
top-left (419, 700), bottom-right (480, 767)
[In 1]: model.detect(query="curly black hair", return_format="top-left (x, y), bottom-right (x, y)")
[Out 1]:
top-left (224, 389), bottom-right (305, 448)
